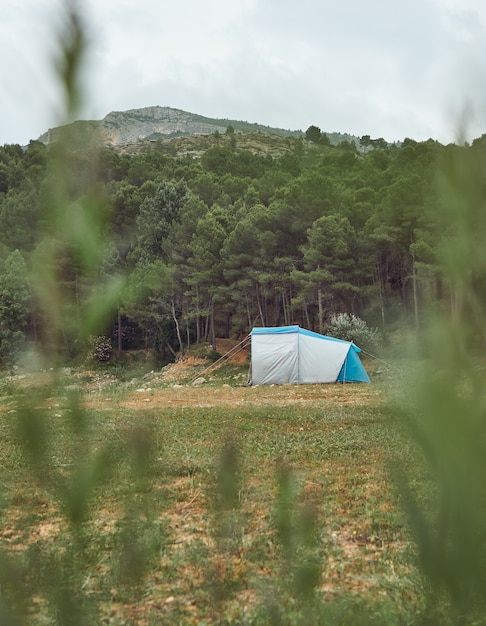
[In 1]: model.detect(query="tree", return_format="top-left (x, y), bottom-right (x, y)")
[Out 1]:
top-left (226, 124), bottom-right (236, 149)
top-left (133, 180), bottom-right (189, 264)
top-left (305, 125), bottom-right (322, 143)
top-left (319, 132), bottom-right (331, 146)
top-left (0, 186), bottom-right (41, 252)
top-left (0, 250), bottom-right (31, 364)
top-left (201, 146), bottom-right (235, 176)
top-left (292, 215), bottom-right (357, 333)
top-left (360, 135), bottom-right (372, 149)
top-left (122, 258), bottom-right (176, 360)
top-left (222, 204), bottom-right (277, 329)
top-left (126, 180), bottom-right (193, 356)
top-left (186, 205), bottom-right (232, 345)
top-left (107, 180), bottom-right (144, 242)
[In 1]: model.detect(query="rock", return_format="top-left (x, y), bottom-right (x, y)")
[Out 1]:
top-left (192, 377), bottom-right (206, 387)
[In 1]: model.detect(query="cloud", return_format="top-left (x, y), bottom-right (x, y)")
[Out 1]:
top-left (1, 0), bottom-right (486, 145)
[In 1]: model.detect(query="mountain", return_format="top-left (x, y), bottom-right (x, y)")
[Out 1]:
top-left (38, 105), bottom-right (365, 155)
top-left (38, 106), bottom-right (303, 147)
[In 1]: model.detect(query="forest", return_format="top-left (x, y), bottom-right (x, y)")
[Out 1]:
top-left (1, 128), bottom-right (485, 365)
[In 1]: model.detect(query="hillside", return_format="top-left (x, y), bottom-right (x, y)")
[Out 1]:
top-left (113, 129), bottom-right (306, 159)
top-left (37, 105), bottom-right (360, 152)
top-left (38, 106), bottom-right (301, 147)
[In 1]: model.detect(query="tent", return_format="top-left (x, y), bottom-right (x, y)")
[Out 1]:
top-left (250, 325), bottom-right (370, 385)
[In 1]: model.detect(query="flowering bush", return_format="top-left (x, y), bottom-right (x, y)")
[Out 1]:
top-left (88, 336), bottom-right (113, 362)
top-left (327, 313), bottom-right (380, 355)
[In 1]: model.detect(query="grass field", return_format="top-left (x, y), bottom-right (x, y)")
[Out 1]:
top-left (0, 358), bottom-right (439, 625)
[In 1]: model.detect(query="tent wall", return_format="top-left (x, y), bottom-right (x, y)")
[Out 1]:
top-left (297, 332), bottom-right (350, 383)
top-left (337, 345), bottom-right (370, 383)
top-left (250, 331), bottom-right (299, 385)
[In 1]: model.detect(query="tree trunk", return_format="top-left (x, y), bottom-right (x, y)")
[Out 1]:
top-left (303, 300), bottom-right (311, 329)
top-left (117, 307), bottom-right (122, 354)
top-left (246, 294), bottom-right (253, 328)
top-left (165, 340), bottom-right (177, 359)
top-left (195, 284), bottom-right (201, 344)
top-left (172, 299), bottom-right (184, 356)
top-left (255, 284), bottom-right (265, 327)
top-left (412, 254), bottom-right (419, 333)
top-left (283, 288), bottom-right (292, 326)
top-left (209, 297), bottom-right (216, 349)
top-left (318, 287), bottom-right (324, 335)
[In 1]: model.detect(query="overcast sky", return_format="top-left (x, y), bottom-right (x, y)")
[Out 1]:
top-left (2, 0), bottom-right (486, 146)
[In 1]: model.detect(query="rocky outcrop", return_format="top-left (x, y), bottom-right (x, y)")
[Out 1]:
top-left (39, 106), bottom-right (245, 147)
top-left (98, 106), bottom-right (228, 145)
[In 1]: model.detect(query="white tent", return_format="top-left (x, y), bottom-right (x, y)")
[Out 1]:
top-left (250, 325), bottom-right (370, 385)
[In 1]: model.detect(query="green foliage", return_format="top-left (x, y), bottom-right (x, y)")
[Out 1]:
top-left (0, 250), bottom-right (31, 364)
top-left (133, 179), bottom-right (190, 264)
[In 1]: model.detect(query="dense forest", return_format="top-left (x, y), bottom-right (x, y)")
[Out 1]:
top-left (1, 128), bottom-right (485, 365)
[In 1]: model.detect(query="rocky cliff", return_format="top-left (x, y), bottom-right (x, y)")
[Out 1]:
top-left (99, 106), bottom-right (229, 145)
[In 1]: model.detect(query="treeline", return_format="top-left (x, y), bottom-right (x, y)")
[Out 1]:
top-left (1, 131), bottom-right (485, 364)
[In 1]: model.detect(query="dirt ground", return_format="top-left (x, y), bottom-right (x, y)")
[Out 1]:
top-left (0, 336), bottom-right (383, 413)
top-left (116, 378), bottom-right (382, 411)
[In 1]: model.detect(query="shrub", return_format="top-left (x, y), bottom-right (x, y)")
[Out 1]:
top-left (327, 313), bottom-right (380, 355)
top-left (88, 336), bottom-right (113, 362)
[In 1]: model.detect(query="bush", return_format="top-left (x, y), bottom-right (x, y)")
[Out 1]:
top-left (88, 336), bottom-right (113, 362)
top-left (327, 313), bottom-right (380, 355)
